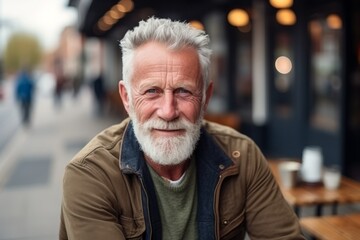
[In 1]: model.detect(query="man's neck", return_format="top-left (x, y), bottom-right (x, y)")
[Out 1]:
top-left (145, 156), bottom-right (191, 181)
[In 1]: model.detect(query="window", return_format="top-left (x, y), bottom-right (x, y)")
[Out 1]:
top-left (308, 14), bottom-right (342, 132)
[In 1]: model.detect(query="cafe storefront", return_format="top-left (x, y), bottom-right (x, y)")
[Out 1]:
top-left (68, 0), bottom-right (360, 180)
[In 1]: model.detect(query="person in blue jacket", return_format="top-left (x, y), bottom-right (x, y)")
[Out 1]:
top-left (15, 68), bottom-right (35, 125)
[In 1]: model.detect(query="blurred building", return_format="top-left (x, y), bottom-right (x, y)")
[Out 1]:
top-left (67, 0), bottom-right (360, 180)
top-left (41, 25), bottom-right (83, 96)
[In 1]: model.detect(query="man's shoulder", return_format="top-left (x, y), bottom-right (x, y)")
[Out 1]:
top-left (68, 118), bottom-right (130, 168)
top-left (202, 119), bottom-right (254, 144)
top-left (202, 120), bottom-right (260, 164)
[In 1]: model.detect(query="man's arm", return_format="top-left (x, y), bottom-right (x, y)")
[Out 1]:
top-left (60, 161), bottom-right (126, 240)
top-left (244, 144), bottom-right (305, 239)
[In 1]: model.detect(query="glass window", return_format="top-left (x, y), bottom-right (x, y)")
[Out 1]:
top-left (235, 30), bottom-right (253, 121)
top-left (273, 31), bottom-right (294, 118)
top-left (205, 12), bottom-right (228, 113)
top-left (308, 14), bottom-right (342, 132)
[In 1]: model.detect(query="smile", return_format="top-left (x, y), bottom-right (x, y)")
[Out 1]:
top-left (152, 128), bottom-right (185, 136)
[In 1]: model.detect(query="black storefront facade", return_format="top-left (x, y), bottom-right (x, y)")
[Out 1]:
top-left (69, 0), bottom-right (360, 180)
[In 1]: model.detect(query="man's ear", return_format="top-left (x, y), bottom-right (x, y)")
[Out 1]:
top-left (203, 81), bottom-right (214, 111)
top-left (118, 80), bottom-right (130, 113)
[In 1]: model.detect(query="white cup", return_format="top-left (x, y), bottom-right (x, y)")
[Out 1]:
top-left (279, 162), bottom-right (301, 189)
top-left (301, 146), bottom-right (323, 183)
top-left (323, 166), bottom-right (341, 190)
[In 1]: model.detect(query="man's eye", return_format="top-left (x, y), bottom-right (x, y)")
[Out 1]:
top-left (145, 88), bottom-right (158, 94)
top-left (175, 88), bottom-right (191, 95)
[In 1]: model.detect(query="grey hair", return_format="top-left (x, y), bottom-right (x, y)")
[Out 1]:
top-left (119, 16), bottom-right (212, 91)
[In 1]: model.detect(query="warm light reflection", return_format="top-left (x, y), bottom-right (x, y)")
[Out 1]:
top-left (96, 0), bottom-right (134, 32)
top-left (327, 14), bottom-right (342, 29)
top-left (115, 4), bottom-right (127, 13)
top-left (309, 20), bottom-right (322, 38)
top-left (109, 9), bottom-right (124, 20)
top-left (276, 9), bottom-right (296, 25)
top-left (189, 20), bottom-right (204, 30)
top-left (275, 56), bottom-right (292, 74)
top-left (119, 0), bottom-right (134, 12)
top-left (269, 0), bottom-right (293, 8)
top-left (97, 20), bottom-right (111, 31)
top-left (227, 9), bottom-right (249, 27)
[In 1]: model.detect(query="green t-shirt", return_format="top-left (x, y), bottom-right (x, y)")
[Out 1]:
top-left (148, 158), bottom-right (198, 240)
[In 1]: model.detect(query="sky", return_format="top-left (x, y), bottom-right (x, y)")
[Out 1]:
top-left (0, 0), bottom-right (77, 52)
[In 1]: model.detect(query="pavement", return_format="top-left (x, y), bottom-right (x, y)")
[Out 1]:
top-left (0, 80), bottom-right (21, 155)
top-left (0, 85), bottom-right (121, 240)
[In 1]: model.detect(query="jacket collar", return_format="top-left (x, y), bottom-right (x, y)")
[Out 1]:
top-left (119, 121), bottom-right (162, 240)
top-left (119, 120), bottom-right (236, 240)
top-left (119, 121), bottom-right (145, 174)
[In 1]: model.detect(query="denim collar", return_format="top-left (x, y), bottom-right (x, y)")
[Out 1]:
top-left (119, 121), bottom-right (234, 240)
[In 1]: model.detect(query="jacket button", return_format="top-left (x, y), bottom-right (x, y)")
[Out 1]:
top-left (223, 220), bottom-right (229, 225)
top-left (219, 164), bottom-right (225, 170)
top-left (232, 151), bottom-right (240, 158)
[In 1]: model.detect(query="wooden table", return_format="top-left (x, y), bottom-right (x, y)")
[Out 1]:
top-left (300, 213), bottom-right (360, 240)
top-left (268, 159), bottom-right (360, 216)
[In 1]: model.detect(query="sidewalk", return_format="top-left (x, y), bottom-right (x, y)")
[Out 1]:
top-left (0, 79), bottom-right (21, 156)
top-left (0, 86), bottom-right (121, 240)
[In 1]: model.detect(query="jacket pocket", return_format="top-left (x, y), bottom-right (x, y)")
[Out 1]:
top-left (119, 215), bottom-right (145, 239)
top-left (219, 212), bottom-right (246, 240)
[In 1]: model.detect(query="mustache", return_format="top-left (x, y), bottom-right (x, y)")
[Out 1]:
top-left (140, 118), bottom-right (193, 131)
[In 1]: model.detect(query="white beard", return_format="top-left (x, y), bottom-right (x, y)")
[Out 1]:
top-left (129, 110), bottom-right (203, 166)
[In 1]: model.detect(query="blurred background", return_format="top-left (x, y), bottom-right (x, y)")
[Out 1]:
top-left (0, 0), bottom-right (359, 239)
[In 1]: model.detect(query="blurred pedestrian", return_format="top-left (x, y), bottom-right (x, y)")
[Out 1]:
top-left (91, 72), bottom-right (106, 115)
top-left (53, 57), bottom-right (66, 108)
top-left (15, 68), bottom-right (35, 125)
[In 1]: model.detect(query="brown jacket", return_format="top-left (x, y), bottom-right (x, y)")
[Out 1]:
top-left (60, 118), bottom-right (304, 239)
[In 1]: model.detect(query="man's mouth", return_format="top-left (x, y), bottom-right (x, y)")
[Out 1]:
top-left (152, 128), bottom-right (185, 136)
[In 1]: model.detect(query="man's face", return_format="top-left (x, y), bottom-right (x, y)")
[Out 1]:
top-left (119, 41), bottom-right (212, 165)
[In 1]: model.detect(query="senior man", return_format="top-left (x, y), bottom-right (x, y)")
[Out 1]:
top-left (60, 17), bottom-right (304, 240)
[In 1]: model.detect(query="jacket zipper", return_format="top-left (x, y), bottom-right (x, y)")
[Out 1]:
top-left (213, 166), bottom-right (239, 240)
top-left (139, 176), bottom-right (152, 240)
top-left (214, 173), bottom-right (223, 240)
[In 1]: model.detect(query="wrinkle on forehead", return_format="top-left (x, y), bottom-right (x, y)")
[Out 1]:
top-left (133, 42), bottom-right (200, 69)
top-left (134, 64), bottom-right (199, 80)
top-left (131, 42), bottom-right (202, 89)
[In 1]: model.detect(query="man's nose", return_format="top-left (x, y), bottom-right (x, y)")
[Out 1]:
top-left (158, 92), bottom-right (179, 121)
